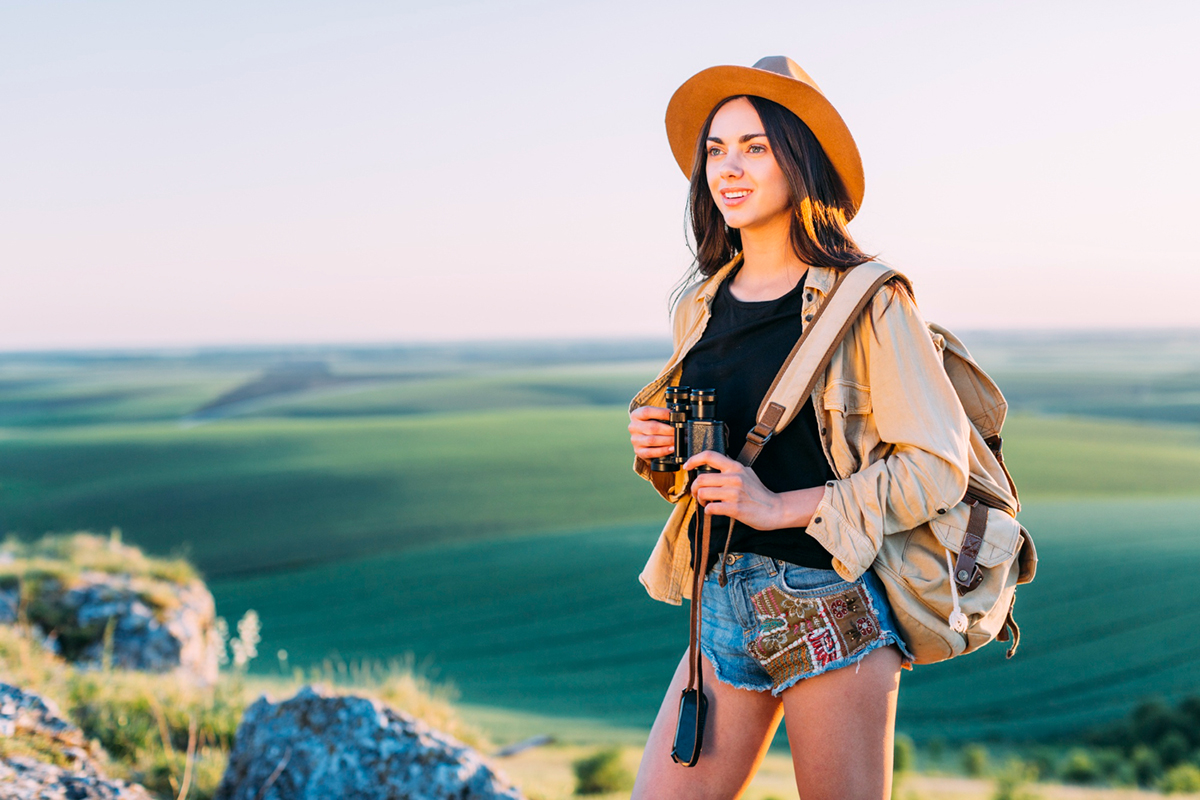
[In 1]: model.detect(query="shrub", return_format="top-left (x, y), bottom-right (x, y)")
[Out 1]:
top-left (992, 758), bottom-right (1041, 800)
top-left (963, 744), bottom-right (989, 777)
top-left (1161, 763), bottom-right (1200, 794)
top-left (1093, 747), bottom-right (1134, 785)
top-left (572, 747), bottom-right (633, 795)
top-left (1131, 744), bottom-right (1163, 787)
top-left (1060, 748), bottom-right (1098, 784)
top-left (894, 734), bottom-right (915, 774)
top-left (1159, 731), bottom-right (1191, 767)
top-left (1023, 746), bottom-right (1058, 781)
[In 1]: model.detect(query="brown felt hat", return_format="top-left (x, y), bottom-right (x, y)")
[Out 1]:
top-left (665, 56), bottom-right (865, 218)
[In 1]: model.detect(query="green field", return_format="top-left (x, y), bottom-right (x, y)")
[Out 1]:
top-left (1, 335), bottom-right (1198, 744)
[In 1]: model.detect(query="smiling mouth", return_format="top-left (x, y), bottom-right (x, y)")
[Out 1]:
top-left (721, 189), bottom-right (752, 206)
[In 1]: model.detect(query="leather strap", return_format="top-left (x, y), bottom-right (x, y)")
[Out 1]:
top-left (685, 507), bottom-right (712, 702)
top-left (953, 501), bottom-right (988, 593)
top-left (986, 434), bottom-right (1020, 508)
top-left (996, 597), bottom-right (1021, 658)
top-left (735, 262), bottom-right (899, 465)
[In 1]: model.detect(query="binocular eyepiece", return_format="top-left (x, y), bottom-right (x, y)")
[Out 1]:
top-left (650, 386), bottom-right (727, 474)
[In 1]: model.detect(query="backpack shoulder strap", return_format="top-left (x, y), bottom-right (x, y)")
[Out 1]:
top-left (737, 261), bottom-right (899, 466)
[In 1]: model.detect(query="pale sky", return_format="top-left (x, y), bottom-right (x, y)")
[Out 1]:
top-left (1, 0), bottom-right (1197, 349)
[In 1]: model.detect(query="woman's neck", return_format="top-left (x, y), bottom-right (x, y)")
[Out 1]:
top-left (730, 217), bottom-right (810, 302)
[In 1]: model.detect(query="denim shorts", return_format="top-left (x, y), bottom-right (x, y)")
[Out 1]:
top-left (700, 553), bottom-right (913, 695)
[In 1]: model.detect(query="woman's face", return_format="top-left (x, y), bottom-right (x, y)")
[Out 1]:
top-left (705, 97), bottom-right (792, 233)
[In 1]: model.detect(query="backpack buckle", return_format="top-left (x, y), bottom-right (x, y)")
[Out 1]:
top-left (745, 424), bottom-right (773, 448)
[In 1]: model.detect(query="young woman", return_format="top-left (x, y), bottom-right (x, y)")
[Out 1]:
top-left (627, 57), bottom-right (972, 799)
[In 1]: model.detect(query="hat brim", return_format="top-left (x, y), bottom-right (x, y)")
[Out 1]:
top-left (665, 65), bottom-right (865, 219)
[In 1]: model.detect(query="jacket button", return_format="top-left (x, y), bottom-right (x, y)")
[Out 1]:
top-left (806, 293), bottom-right (814, 301)
top-left (826, 481), bottom-right (835, 488)
top-left (820, 428), bottom-right (828, 436)
top-left (937, 508), bottom-right (947, 515)
top-left (813, 516), bottom-right (823, 524)
top-left (957, 570), bottom-right (970, 582)
top-left (805, 314), bottom-right (814, 321)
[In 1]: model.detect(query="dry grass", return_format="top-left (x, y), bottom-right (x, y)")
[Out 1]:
top-left (1, 531), bottom-right (198, 588)
top-left (0, 622), bottom-right (487, 799)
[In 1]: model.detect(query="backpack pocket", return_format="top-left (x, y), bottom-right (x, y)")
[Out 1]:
top-left (928, 503), bottom-right (1023, 569)
top-left (874, 501), bottom-right (1024, 665)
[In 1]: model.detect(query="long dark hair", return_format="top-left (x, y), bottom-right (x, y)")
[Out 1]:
top-left (680, 95), bottom-right (873, 291)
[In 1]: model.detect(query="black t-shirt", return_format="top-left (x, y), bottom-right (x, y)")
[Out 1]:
top-left (680, 268), bottom-right (837, 573)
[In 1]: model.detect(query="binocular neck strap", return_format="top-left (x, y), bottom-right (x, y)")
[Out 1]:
top-left (686, 504), bottom-right (712, 699)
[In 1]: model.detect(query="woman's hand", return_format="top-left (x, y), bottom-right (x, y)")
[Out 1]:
top-left (684, 450), bottom-right (827, 530)
top-left (628, 405), bottom-right (674, 461)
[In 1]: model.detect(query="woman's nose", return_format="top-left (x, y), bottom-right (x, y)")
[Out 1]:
top-left (720, 156), bottom-right (743, 179)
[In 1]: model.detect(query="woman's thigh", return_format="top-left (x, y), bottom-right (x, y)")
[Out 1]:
top-left (632, 649), bottom-right (783, 800)
top-left (780, 644), bottom-right (903, 800)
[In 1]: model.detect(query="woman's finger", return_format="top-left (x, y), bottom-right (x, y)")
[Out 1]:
top-left (630, 405), bottom-right (670, 421)
top-left (629, 421), bottom-right (674, 437)
top-left (635, 445), bottom-right (675, 460)
top-left (693, 485), bottom-right (738, 505)
top-left (682, 450), bottom-right (741, 473)
top-left (632, 434), bottom-right (673, 448)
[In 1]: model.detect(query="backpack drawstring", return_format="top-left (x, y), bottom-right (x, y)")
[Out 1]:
top-left (945, 549), bottom-right (969, 634)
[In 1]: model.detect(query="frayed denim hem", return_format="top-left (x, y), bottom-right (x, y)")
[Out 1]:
top-left (699, 640), bottom-right (774, 694)
top-left (768, 632), bottom-right (908, 697)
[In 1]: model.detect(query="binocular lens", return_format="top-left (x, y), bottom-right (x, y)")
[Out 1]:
top-left (690, 388), bottom-right (717, 420)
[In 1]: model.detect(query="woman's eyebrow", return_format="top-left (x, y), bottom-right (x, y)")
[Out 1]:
top-left (706, 133), bottom-right (768, 144)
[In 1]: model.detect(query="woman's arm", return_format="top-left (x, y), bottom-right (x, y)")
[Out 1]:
top-left (686, 281), bottom-right (970, 579)
top-left (684, 450), bottom-right (825, 529)
top-left (805, 282), bottom-right (971, 578)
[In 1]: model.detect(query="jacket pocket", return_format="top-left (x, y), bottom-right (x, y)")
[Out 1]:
top-left (822, 381), bottom-right (872, 475)
top-left (823, 380), bottom-right (872, 414)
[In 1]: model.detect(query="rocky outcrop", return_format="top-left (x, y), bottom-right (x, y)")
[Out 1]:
top-left (0, 682), bottom-right (152, 800)
top-left (215, 685), bottom-right (526, 800)
top-left (3, 571), bottom-right (220, 684)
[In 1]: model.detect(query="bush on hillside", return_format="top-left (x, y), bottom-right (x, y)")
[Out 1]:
top-left (1060, 748), bottom-right (1098, 784)
top-left (963, 743), bottom-right (989, 777)
top-left (1161, 763), bottom-right (1200, 794)
top-left (893, 733), bottom-right (915, 774)
top-left (572, 747), bottom-right (633, 795)
top-left (992, 758), bottom-right (1041, 800)
top-left (1131, 744), bottom-right (1164, 787)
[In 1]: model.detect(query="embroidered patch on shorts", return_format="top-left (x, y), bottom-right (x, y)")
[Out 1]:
top-left (745, 582), bottom-right (883, 688)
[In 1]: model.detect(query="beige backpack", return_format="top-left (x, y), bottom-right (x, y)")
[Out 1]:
top-left (738, 262), bottom-right (1038, 665)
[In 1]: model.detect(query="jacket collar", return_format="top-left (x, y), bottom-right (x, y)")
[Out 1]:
top-left (691, 252), bottom-right (840, 306)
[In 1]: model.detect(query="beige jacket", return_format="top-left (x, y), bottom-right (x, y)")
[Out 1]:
top-left (629, 257), bottom-right (972, 605)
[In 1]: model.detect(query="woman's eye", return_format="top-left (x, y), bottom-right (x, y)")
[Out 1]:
top-left (707, 147), bottom-right (722, 157)
top-left (747, 143), bottom-right (767, 153)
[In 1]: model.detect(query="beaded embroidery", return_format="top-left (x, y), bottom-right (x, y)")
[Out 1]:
top-left (746, 582), bottom-right (883, 688)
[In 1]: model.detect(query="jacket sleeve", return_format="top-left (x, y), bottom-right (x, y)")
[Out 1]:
top-left (805, 282), bottom-right (971, 581)
top-left (628, 283), bottom-right (703, 503)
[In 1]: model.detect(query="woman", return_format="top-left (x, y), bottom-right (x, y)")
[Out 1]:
top-left (627, 57), bottom-right (971, 799)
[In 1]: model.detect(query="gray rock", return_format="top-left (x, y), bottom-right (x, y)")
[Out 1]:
top-left (0, 584), bottom-right (17, 624)
top-left (0, 756), bottom-right (152, 800)
top-left (0, 683), bottom-right (152, 800)
top-left (215, 685), bottom-right (526, 800)
top-left (16, 571), bottom-right (219, 684)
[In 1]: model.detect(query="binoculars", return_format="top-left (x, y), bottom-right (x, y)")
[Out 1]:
top-left (650, 386), bottom-right (727, 475)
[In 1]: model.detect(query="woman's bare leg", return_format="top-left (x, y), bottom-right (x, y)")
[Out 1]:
top-left (780, 645), bottom-right (903, 800)
top-left (632, 649), bottom-right (783, 800)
